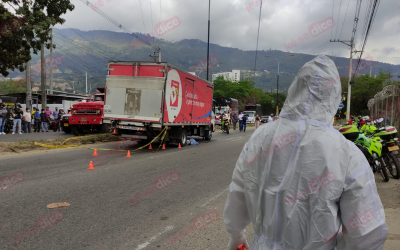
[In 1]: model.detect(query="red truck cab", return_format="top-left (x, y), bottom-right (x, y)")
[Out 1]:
top-left (68, 88), bottom-right (108, 135)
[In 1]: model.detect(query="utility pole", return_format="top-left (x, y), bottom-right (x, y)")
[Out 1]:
top-left (206, 0), bottom-right (211, 81)
top-left (41, 42), bottom-right (47, 108)
top-left (330, 0), bottom-right (362, 121)
top-left (26, 60), bottom-right (32, 110)
top-left (86, 71), bottom-right (88, 94)
top-left (49, 28), bottom-right (53, 95)
top-left (370, 65), bottom-right (372, 76)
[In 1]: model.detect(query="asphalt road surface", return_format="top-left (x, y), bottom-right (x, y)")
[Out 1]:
top-left (1, 126), bottom-right (399, 250)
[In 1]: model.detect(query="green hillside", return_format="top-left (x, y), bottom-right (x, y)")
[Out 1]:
top-left (5, 28), bottom-right (400, 94)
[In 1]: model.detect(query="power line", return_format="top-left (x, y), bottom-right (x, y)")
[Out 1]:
top-left (334, 0), bottom-right (343, 39)
top-left (52, 31), bottom-right (109, 66)
top-left (59, 26), bottom-right (118, 61)
top-left (339, 0), bottom-right (351, 39)
top-left (253, 0), bottom-right (263, 79)
top-left (138, 0), bottom-right (146, 31)
top-left (149, 0), bottom-right (154, 44)
top-left (79, 0), bottom-right (160, 61)
top-left (352, 0), bottom-right (381, 77)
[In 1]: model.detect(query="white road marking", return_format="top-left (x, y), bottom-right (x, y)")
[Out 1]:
top-left (134, 226), bottom-right (174, 250)
top-left (201, 188), bottom-right (229, 207)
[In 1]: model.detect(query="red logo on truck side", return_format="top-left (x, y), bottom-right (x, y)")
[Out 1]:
top-left (170, 80), bottom-right (180, 107)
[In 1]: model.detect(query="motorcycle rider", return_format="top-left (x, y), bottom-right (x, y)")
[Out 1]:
top-left (223, 55), bottom-right (387, 250)
top-left (348, 115), bottom-right (354, 125)
top-left (0, 103), bottom-right (7, 135)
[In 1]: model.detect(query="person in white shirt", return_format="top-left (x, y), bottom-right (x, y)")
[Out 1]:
top-left (23, 108), bottom-right (32, 133)
top-left (268, 114), bottom-right (274, 123)
top-left (238, 112), bottom-right (244, 131)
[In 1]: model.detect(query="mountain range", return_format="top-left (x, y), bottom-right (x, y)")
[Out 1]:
top-left (5, 28), bottom-right (400, 94)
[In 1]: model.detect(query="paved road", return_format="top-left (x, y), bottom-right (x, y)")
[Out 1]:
top-left (0, 130), bottom-right (73, 143)
top-left (0, 126), bottom-right (399, 250)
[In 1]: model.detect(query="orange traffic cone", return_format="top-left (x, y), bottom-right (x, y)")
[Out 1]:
top-left (178, 143), bottom-right (181, 148)
top-left (126, 150), bottom-right (131, 157)
top-left (87, 161), bottom-right (95, 170)
top-left (148, 144), bottom-right (153, 150)
top-left (112, 128), bottom-right (117, 135)
top-left (93, 149), bottom-right (98, 156)
top-left (162, 143), bottom-right (166, 150)
top-left (237, 244), bottom-right (246, 250)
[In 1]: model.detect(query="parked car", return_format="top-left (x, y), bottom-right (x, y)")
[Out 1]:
top-left (62, 114), bottom-right (71, 134)
top-left (261, 116), bottom-right (269, 123)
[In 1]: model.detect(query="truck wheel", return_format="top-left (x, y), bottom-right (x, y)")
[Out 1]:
top-left (204, 128), bottom-right (212, 141)
top-left (100, 124), bottom-right (109, 134)
top-left (178, 129), bottom-right (187, 147)
top-left (71, 126), bottom-right (82, 136)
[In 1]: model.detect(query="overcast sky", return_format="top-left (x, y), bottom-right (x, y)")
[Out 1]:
top-left (53, 0), bottom-right (399, 65)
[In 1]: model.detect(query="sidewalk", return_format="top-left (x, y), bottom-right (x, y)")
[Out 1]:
top-left (0, 131), bottom-right (73, 143)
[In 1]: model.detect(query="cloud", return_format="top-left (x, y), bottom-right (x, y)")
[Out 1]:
top-left (58, 0), bottom-right (399, 64)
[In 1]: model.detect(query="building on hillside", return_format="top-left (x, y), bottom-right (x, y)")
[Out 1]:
top-left (212, 70), bottom-right (241, 82)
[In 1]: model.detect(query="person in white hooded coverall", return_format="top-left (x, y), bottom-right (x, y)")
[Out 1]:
top-left (223, 55), bottom-right (388, 250)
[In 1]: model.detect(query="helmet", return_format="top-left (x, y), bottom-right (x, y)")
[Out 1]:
top-left (0, 103), bottom-right (4, 107)
top-left (350, 115), bottom-right (353, 118)
top-left (271, 114), bottom-right (273, 116)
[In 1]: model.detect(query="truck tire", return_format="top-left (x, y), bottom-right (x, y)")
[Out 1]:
top-left (71, 126), bottom-right (83, 136)
top-left (100, 124), bottom-right (109, 134)
top-left (178, 129), bottom-right (187, 147)
top-left (204, 128), bottom-right (212, 141)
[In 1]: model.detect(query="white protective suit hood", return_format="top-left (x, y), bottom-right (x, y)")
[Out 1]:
top-left (223, 55), bottom-right (387, 250)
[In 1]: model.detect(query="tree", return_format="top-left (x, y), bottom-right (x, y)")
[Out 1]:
top-left (0, 78), bottom-right (27, 94)
top-left (341, 72), bottom-right (396, 116)
top-left (0, 0), bottom-right (74, 77)
top-left (213, 76), bottom-right (279, 115)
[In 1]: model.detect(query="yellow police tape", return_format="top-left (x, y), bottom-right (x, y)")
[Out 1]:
top-left (34, 127), bottom-right (168, 153)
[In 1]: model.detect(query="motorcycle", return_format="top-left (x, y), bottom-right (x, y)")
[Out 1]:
top-left (340, 125), bottom-right (389, 182)
top-left (48, 115), bottom-right (61, 132)
top-left (365, 125), bottom-right (400, 179)
top-left (221, 119), bottom-right (230, 134)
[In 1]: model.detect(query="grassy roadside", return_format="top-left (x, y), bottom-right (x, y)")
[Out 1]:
top-left (0, 134), bottom-right (121, 153)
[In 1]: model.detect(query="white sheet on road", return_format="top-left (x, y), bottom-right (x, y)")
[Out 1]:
top-left (223, 54), bottom-right (388, 250)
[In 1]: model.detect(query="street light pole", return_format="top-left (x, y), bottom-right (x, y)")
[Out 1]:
top-left (265, 54), bottom-right (293, 116)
